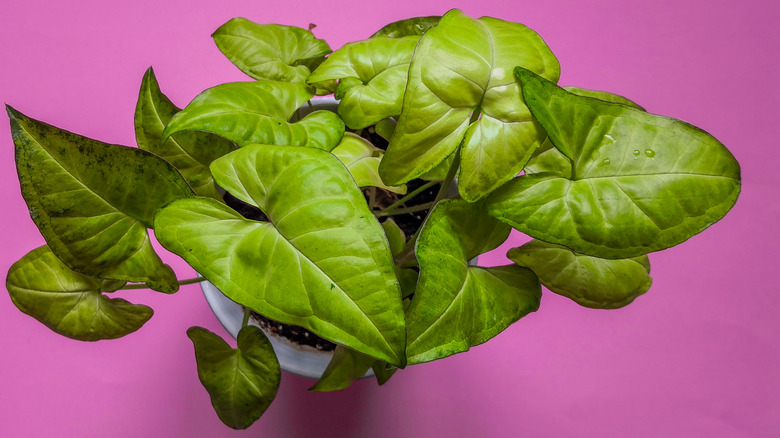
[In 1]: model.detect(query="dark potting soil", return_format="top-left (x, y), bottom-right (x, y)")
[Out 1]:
top-left (376, 178), bottom-right (439, 238)
top-left (221, 141), bottom-right (435, 352)
top-left (250, 310), bottom-right (337, 351)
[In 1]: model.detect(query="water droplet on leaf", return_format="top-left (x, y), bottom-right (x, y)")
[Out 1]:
top-left (645, 149), bottom-right (656, 158)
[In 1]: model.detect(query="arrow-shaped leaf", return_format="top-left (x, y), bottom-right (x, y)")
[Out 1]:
top-left (508, 240), bottom-right (652, 309)
top-left (405, 200), bottom-right (541, 364)
top-left (188, 325), bottom-right (280, 430)
top-left (7, 246), bottom-right (152, 341)
top-left (309, 345), bottom-right (375, 392)
top-left (162, 81), bottom-right (344, 151)
top-left (8, 106), bottom-right (192, 292)
top-left (213, 17), bottom-right (331, 83)
top-left (379, 9), bottom-right (560, 201)
top-left (307, 36), bottom-right (418, 129)
top-left (155, 145), bottom-right (406, 366)
top-left (371, 16), bottom-right (441, 38)
top-left (486, 68), bottom-right (741, 259)
top-left (524, 87), bottom-right (645, 177)
top-left (134, 67), bottom-right (235, 199)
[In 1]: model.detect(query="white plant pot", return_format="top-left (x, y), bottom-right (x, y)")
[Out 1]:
top-left (201, 280), bottom-right (342, 379)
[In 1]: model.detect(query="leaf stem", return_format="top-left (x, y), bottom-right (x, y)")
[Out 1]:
top-left (380, 180), bottom-right (439, 215)
top-left (376, 201), bottom-right (435, 217)
top-left (119, 276), bottom-right (206, 290)
top-left (368, 187), bottom-right (377, 211)
top-left (393, 143), bottom-right (464, 265)
top-left (241, 308), bottom-right (251, 328)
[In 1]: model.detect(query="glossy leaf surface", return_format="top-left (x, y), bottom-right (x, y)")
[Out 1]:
top-left (7, 246), bottom-right (153, 341)
top-left (308, 37), bottom-right (418, 129)
top-left (213, 17), bottom-right (331, 83)
top-left (134, 67), bottom-right (235, 199)
top-left (405, 200), bottom-right (541, 364)
top-left (371, 16), bottom-right (441, 38)
top-left (188, 326), bottom-right (280, 430)
top-left (163, 81), bottom-right (344, 151)
top-left (379, 9), bottom-right (560, 201)
top-left (310, 346), bottom-right (374, 392)
top-left (9, 106), bottom-right (191, 292)
top-left (487, 68), bottom-right (741, 259)
top-left (508, 240), bottom-right (652, 309)
top-left (524, 87), bottom-right (644, 177)
top-left (331, 133), bottom-right (406, 194)
top-left (155, 145), bottom-right (406, 366)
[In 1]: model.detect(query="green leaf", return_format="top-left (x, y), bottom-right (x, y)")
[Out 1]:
top-left (522, 138), bottom-right (572, 177)
top-left (8, 106), bottom-right (192, 292)
top-left (162, 81), bottom-right (344, 151)
top-left (379, 9), bottom-right (560, 201)
top-left (155, 145), bottom-right (407, 366)
top-left (213, 17), bottom-right (331, 83)
top-left (524, 87), bottom-right (644, 177)
top-left (375, 119), bottom-right (396, 142)
top-left (381, 219), bottom-right (406, 256)
top-left (508, 240), bottom-right (652, 309)
top-left (371, 16), bottom-right (441, 38)
top-left (310, 346), bottom-right (374, 392)
top-left (134, 67), bottom-right (235, 199)
top-left (331, 133), bottom-right (406, 194)
top-left (6, 246), bottom-right (153, 341)
top-left (187, 325), bottom-right (280, 430)
top-left (371, 361), bottom-right (398, 385)
top-left (562, 86), bottom-right (645, 110)
top-left (486, 68), bottom-right (741, 259)
top-left (405, 200), bottom-right (541, 364)
top-left (307, 36), bottom-right (418, 129)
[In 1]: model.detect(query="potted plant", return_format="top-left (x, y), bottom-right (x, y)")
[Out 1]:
top-left (4, 9), bottom-right (740, 429)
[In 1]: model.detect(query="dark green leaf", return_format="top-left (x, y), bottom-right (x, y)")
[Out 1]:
top-left (162, 81), bottom-right (344, 151)
top-left (371, 16), bottom-right (441, 38)
top-left (379, 9), bottom-right (560, 201)
top-left (8, 106), bottom-right (192, 292)
top-left (508, 240), bottom-right (652, 309)
top-left (405, 200), bottom-right (541, 364)
top-left (134, 67), bottom-right (235, 199)
top-left (371, 361), bottom-right (398, 385)
top-left (155, 145), bottom-right (407, 366)
top-left (213, 17), bottom-right (331, 83)
top-left (486, 68), bottom-right (741, 259)
top-left (309, 346), bottom-right (374, 392)
top-left (188, 325), bottom-right (280, 430)
top-left (7, 246), bottom-right (152, 341)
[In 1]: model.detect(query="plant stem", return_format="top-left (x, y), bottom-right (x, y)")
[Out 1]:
top-left (368, 187), bottom-right (377, 211)
top-left (376, 201), bottom-right (436, 217)
top-left (380, 180), bottom-right (439, 215)
top-left (241, 307), bottom-right (251, 328)
top-left (394, 144), bottom-right (464, 264)
top-left (119, 276), bottom-right (205, 290)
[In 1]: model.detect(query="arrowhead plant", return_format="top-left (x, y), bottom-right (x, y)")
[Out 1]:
top-left (5, 9), bottom-right (740, 429)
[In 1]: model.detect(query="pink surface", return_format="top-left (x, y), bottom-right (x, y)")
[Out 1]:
top-left (0, 0), bottom-right (777, 436)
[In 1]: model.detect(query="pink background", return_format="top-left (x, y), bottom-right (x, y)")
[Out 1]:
top-left (1, 0), bottom-right (777, 436)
